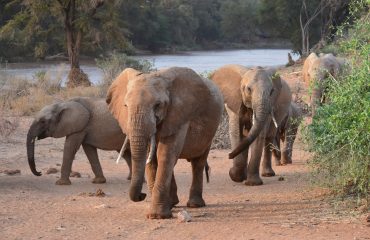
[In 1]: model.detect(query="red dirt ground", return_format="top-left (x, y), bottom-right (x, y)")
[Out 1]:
top-left (1, 65), bottom-right (369, 239)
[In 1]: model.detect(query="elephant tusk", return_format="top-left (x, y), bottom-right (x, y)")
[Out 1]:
top-left (146, 135), bottom-right (156, 164)
top-left (271, 112), bottom-right (278, 128)
top-left (252, 113), bottom-right (256, 125)
top-left (116, 136), bottom-right (129, 164)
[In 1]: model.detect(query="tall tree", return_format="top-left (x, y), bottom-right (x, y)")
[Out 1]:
top-left (0, 0), bottom-right (126, 87)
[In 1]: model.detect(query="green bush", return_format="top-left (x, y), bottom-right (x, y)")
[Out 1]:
top-left (303, 9), bottom-right (369, 201)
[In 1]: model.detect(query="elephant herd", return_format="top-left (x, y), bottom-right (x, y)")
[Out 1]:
top-left (26, 53), bottom-right (345, 219)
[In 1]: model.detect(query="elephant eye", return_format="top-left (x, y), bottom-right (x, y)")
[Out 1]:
top-left (247, 87), bottom-right (252, 93)
top-left (270, 89), bottom-right (274, 96)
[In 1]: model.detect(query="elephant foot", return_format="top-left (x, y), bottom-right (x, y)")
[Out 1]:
top-left (261, 168), bottom-right (275, 177)
top-left (245, 175), bottom-right (263, 186)
top-left (187, 196), bottom-right (205, 208)
top-left (146, 205), bottom-right (173, 219)
top-left (274, 159), bottom-right (282, 166)
top-left (229, 167), bottom-right (247, 182)
top-left (92, 176), bottom-right (106, 184)
top-left (56, 178), bottom-right (71, 185)
top-left (281, 157), bottom-right (292, 165)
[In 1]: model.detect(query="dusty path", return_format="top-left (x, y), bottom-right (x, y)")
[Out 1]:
top-left (1, 65), bottom-right (369, 239)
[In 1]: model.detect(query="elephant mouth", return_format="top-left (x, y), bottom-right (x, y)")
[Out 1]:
top-left (37, 131), bottom-right (47, 140)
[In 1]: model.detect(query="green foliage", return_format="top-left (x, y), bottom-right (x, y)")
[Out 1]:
top-left (0, 0), bottom-right (128, 60)
top-left (303, 9), bottom-right (370, 200)
top-left (220, 0), bottom-right (258, 41)
top-left (96, 53), bottom-right (154, 90)
top-left (0, 0), bottom-right (354, 59)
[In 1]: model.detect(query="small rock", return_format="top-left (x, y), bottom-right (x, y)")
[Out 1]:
top-left (94, 204), bottom-right (111, 209)
top-left (56, 225), bottom-right (66, 231)
top-left (278, 176), bottom-right (285, 181)
top-left (46, 168), bottom-right (58, 174)
top-left (366, 215), bottom-right (370, 222)
top-left (3, 169), bottom-right (21, 175)
top-left (177, 210), bottom-right (191, 223)
top-left (70, 171), bottom-right (81, 178)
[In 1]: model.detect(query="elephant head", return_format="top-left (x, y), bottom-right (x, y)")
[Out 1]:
top-left (107, 67), bottom-right (209, 202)
top-left (303, 53), bottom-right (345, 115)
top-left (27, 100), bottom-right (90, 176)
top-left (228, 67), bottom-right (282, 159)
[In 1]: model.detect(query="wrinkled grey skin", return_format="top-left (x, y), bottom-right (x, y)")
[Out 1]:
top-left (302, 53), bottom-right (346, 115)
top-left (26, 97), bottom-right (132, 185)
top-left (272, 102), bottom-right (303, 165)
top-left (107, 67), bottom-right (223, 219)
top-left (211, 65), bottom-right (292, 185)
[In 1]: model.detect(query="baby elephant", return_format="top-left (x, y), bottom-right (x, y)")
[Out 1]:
top-left (273, 102), bottom-right (302, 165)
top-left (26, 97), bottom-right (131, 185)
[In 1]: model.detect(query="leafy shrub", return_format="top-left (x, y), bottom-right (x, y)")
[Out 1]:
top-left (303, 9), bottom-right (369, 201)
top-left (96, 53), bottom-right (154, 94)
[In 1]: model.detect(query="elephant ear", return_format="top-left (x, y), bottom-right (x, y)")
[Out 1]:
top-left (106, 68), bottom-right (142, 131)
top-left (303, 53), bottom-right (319, 84)
top-left (157, 67), bottom-right (212, 137)
top-left (52, 101), bottom-right (90, 138)
top-left (210, 65), bottom-right (247, 113)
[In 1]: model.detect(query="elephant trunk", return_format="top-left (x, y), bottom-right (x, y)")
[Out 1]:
top-left (128, 110), bottom-right (155, 202)
top-left (26, 122), bottom-right (42, 176)
top-left (229, 98), bottom-right (270, 159)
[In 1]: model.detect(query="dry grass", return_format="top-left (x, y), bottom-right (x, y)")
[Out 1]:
top-left (0, 68), bottom-right (103, 116)
top-left (211, 110), bottom-right (231, 150)
top-left (0, 116), bottom-right (19, 140)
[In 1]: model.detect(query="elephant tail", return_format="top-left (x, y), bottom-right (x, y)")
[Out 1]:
top-left (205, 162), bottom-right (210, 183)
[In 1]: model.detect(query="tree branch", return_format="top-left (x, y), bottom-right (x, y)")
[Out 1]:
top-left (89, 0), bottom-right (105, 16)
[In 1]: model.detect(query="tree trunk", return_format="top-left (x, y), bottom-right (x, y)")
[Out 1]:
top-left (63, 0), bottom-right (91, 88)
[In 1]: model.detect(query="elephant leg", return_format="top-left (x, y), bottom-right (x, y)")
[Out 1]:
top-left (311, 82), bottom-right (323, 116)
top-left (170, 173), bottom-right (179, 208)
top-left (226, 106), bottom-right (248, 182)
top-left (122, 149), bottom-right (132, 180)
top-left (145, 154), bottom-right (158, 196)
top-left (56, 133), bottom-right (85, 185)
top-left (281, 127), bottom-right (297, 165)
top-left (147, 123), bottom-right (189, 219)
top-left (261, 136), bottom-right (276, 177)
top-left (82, 144), bottom-right (106, 184)
top-left (187, 147), bottom-right (210, 208)
top-left (245, 135), bottom-right (265, 186)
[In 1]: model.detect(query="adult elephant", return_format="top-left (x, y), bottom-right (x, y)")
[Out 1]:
top-left (302, 52), bottom-right (345, 115)
top-left (272, 102), bottom-right (302, 165)
top-left (26, 97), bottom-right (132, 185)
top-left (106, 67), bottom-right (223, 219)
top-left (211, 65), bottom-right (292, 185)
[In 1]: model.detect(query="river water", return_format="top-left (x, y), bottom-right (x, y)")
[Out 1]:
top-left (1, 49), bottom-right (297, 85)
